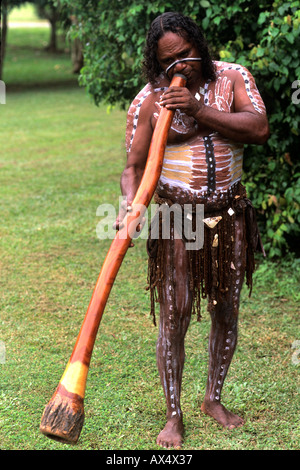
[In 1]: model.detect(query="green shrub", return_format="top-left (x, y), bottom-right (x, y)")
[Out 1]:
top-left (212, 1), bottom-right (300, 258)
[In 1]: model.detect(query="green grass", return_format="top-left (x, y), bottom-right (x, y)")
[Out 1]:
top-left (0, 28), bottom-right (299, 451)
top-left (4, 22), bottom-right (76, 88)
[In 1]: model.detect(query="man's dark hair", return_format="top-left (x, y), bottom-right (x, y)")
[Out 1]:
top-left (143, 12), bottom-right (216, 84)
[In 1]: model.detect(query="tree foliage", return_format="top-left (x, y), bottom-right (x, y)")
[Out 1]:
top-left (61, 0), bottom-right (300, 258)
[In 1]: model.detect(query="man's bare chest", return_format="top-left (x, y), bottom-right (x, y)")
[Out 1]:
top-left (150, 75), bottom-right (235, 143)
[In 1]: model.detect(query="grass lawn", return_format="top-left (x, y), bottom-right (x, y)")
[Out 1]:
top-left (0, 27), bottom-right (299, 451)
top-left (4, 5), bottom-right (76, 89)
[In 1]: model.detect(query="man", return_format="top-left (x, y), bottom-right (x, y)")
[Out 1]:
top-left (116, 12), bottom-right (269, 449)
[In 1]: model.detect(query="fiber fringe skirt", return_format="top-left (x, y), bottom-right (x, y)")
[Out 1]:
top-left (146, 182), bottom-right (265, 324)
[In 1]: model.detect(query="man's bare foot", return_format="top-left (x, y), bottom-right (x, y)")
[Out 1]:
top-left (201, 400), bottom-right (244, 429)
top-left (156, 418), bottom-right (184, 449)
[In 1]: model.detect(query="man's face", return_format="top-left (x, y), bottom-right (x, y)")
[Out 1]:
top-left (157, 32), bottom-right (202, 86)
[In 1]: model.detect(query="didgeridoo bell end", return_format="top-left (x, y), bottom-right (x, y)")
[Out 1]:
top-left (40, 385), bottom-right (84, 444)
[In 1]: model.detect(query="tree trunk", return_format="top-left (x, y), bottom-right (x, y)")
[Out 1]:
top-left (0, 0), bottom-right (8, 80)
top-left (71, 37), bottom-right (83, 73)
top-left (48, 18), bottom-right (57, 52)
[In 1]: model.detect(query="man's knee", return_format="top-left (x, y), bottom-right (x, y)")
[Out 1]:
top-left (160, 288), bottom-right (192, 332)
top-left (208, 296), bottom-right (239, 326)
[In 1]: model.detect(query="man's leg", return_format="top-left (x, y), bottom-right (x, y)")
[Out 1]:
top-left (156, 237), bottom-right (192, 448)
top-left (201, 214), bottom-right (246, 429)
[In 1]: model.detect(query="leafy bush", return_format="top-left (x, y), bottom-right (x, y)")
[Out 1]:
top-left (211, 1), bottom-right (300, 258)
top-left (62, 0), bottom-right (300, 258)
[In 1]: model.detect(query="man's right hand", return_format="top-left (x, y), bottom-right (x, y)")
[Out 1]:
top-left (113, 198), bottom-right (130, 231)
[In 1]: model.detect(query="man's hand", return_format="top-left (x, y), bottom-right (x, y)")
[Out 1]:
top-left (113, 198), bottom-right (130, 232)
top-left (113, 199), bottom-right (146, 247)
top-left (159, 86), bottom-right (201, 117)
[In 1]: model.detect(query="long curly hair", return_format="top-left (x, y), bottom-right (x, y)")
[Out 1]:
top-left (143, 12), bottom-right (216, 84)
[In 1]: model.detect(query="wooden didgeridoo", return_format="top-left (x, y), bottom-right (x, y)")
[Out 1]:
top-left (40, 73), bottom-right (187, 444)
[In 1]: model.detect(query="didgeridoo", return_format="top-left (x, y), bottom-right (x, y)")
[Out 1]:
top-left (39, 73), bottom-right (187, 444)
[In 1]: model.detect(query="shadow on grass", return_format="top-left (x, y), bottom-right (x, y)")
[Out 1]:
top-left (7, 78), bottom-right (81, 93)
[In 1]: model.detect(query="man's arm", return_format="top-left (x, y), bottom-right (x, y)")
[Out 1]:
top-left (194, 71), bottom-right (269, 144)
top-left (193, 102), bottom-right (269, 144)
top-left (115, 93), bottom-right (155, 229)
top-left (159, 69), bottom-right (269, 145)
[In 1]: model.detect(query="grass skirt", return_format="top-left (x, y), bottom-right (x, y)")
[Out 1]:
top-left (147, 182), bottom-right (264, 324)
